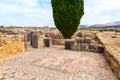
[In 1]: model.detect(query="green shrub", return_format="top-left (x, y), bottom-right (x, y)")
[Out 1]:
top-left (51, 0), bottom-right (84, 38)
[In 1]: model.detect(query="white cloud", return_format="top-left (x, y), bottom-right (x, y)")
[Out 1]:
top-left (0, 0), bottom-right (120, 26)
top-left (81, 0), bottom-right (120, 25)
top-left (0, 0), bottom-right (53, 26)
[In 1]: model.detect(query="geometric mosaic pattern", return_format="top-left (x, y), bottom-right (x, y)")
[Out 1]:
top-left (0, 47), bottom-right (118, 80)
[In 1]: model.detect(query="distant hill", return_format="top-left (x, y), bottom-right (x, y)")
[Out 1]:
top-left (89, 21), bottom-right (120, 28)
top-left (79, 25), bottom-right (89, 28)
top-left (103, 21), bottom-right (120, 26)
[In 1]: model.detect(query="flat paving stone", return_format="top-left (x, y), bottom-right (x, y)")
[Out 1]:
top-left (0, 46), bottom-right (118, 80)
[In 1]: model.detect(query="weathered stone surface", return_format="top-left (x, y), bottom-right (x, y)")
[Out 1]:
top-left (112, 35), bottom-right (117, 38)
top-left (97, 32), bottom-right (120, 79)
top-left (97, 45), bottom-right (104, 53)
top-left (77, 32), bottom-right (82, 38)
top-left (29, 31), bottom-right (35, 45)
top-left (84, 37), bottom-right (92, 44)
top-left (44, 37), bottom-right (52, 47)
top-left (45, 33), bottom-right (51, 37)
top-left (89, 43), bottom-right (97, 52)
top-left (80, 43), bottom-right (89, 51)
top-left (38, 36), bottom-right (44, 48)
top-left (52, 39), bottom-right (65, 46)
top-left (32, 34), bottom-right (39, 48)
top-left (27, 32), bottom-right (30, 42)
top-left (71, 43), bottom-right (78, 50)
top-left (0, 35), bottom-right (25, 59)
top-left (0, 73), bottom-right (3, 80)
top-left (24, 32), bottom-right (28, 51)
top-left (65, 39), bottom-right (75, 50)
top-left (76, 38), bottom-right (83, 43)
top-left (104, 51), bottom-right (120, 79)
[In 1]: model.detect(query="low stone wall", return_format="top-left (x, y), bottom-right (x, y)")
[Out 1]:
top-left (0, 35), bottom-right (25, 59)
top-left (104, 47), bottom-right (120, 80)
top-left (52, 39), bottom-right (65, 46)
top-left (96, 32), bottom-right (120, 79)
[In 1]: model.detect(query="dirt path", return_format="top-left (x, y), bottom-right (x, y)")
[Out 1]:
top-left (0, 46), bottom-right (118, 80)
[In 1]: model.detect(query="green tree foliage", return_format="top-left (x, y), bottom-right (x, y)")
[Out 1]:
top-left (51, 0), bottom-right (84, 38)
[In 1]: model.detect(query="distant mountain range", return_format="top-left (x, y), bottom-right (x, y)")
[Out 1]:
top-left (79, 25), bottom-right (89, 28)
top-left (79, 21), bottom-right (120, 28)
top-left (89, 21), bottom-right (120, 28)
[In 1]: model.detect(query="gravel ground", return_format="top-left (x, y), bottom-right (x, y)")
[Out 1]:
top-left (0, 46), bottom-right (118, 80)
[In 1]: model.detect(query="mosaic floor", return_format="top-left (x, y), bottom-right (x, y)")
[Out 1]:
top-left (0, 47), bottom-right (118, 80)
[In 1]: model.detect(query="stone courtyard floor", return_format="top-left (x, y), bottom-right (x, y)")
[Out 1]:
top-left (0, 46), bottom-right (118, 80)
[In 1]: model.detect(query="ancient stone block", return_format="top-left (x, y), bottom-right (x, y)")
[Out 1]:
top-left (27, 32), bottom-right (30, 42)
top-left (38, 36), bottom-right (44, 48)
top-left (24, 32), bottom-right (28, 51)
top-left (104, 52), bottom-right (120, 79)
top-left (45, 33), bottom-right (51, 37)
top-left (29, 31), bottom-right (35, 45)
top-left (77, 32), bottom-right (82, 38)
top-left (89, 43), bottom-right (97, 52)
top-left (97, 45), bottom-right (104, 53)
top-left (65, 39), bottom-right (75, 50)
top-left (44, 37), bottom-right (52, 47)
top-left (81, 43), bottom-right (89, 51)
top-left (76, 38), bottom-right (83, 43)
top-left (32, 34), bottom-right (39, 48)
top-left (52, 39), bottom-right (65, 46)
top-left (84, 37), bottom-right (92, 44)
top-left (71, 43), bottom-right (78, 50)
top-left (31, 33), bottom-right (44, 48)
top-left (112, 35), bottom-right (117, 38)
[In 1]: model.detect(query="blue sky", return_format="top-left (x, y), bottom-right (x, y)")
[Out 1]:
top-left (0, 0), bottom-right (120, 27)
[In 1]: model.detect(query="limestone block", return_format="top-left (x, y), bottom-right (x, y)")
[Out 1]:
top-left (112, 35), bottom-right (117, 38)
top-left (76, 38), bottom-right (83, 43)
top-left (104, 52), bottom-right (120, 79)
top-left (27, 32), bottom-right (30, 42)
top-left (32, 34), bottom-right (39, 48)
top-left (77, 32), bottom-right (82, 38)
top-left (52, 39), bottom-right (65, 45)
top-left (81, 43), bottom-right (89, 51)
top-left (65, 39), bottom-right (75, 50)
top-left (44, 37), bottom-right (52, 47)
top-left (89, 43), bottom-right (97, 52)
top-left (97, 45), bottom-right (104, 53)
top-left (45, 33), bottom-right (51, 37)
top-left (71, 43), bottom-right (78, 50)
top-left (29, 31), bottom-right (35, 45)
top-left (38, 36), bottom-right (44, 48)
top-left (84, 37), bottom-right (92, 44)
top-left (24, 32), bottom-right (28, 51)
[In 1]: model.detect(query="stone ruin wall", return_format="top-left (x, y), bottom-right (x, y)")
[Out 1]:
top-left (96, 32), bottom-right (120, 79)
top-left (0, 27), bottom-right (120, 79)
top-left (0, 33), bottom-right (25, 59)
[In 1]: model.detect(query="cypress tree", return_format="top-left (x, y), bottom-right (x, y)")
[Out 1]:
top-left (51, 0), bottom-right (84, 38)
